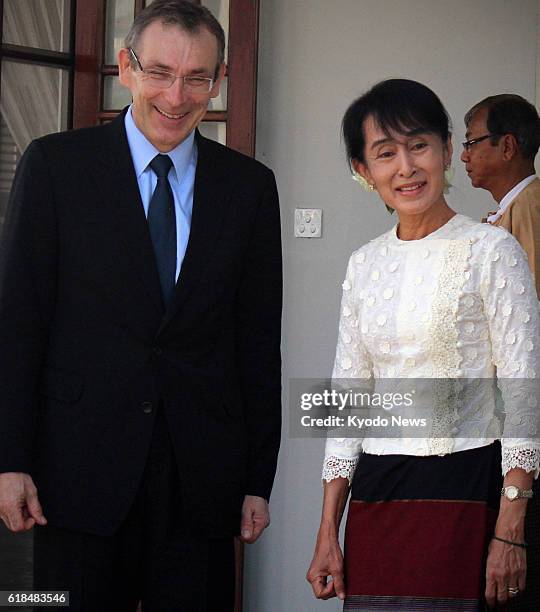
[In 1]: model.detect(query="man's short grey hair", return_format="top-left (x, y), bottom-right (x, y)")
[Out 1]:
top-left (464, 94), bottom-right (540, 161)
top-left (124, 0), bottom-right (225, 78)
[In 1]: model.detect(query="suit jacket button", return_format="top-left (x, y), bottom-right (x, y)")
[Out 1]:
top-left (152, 346), bottom-right (163, 356)
top-left (141, 401), bottom-right (153, 414)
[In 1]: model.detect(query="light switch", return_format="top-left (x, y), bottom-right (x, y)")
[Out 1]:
top-left (294, 208), bottom-right (322, 238)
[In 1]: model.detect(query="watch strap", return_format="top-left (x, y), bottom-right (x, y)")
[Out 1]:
top-left (501, 486), bottom-right (534, 499)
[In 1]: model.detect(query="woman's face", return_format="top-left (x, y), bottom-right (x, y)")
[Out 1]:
top-left (353, 115), bottom-right (452, 217)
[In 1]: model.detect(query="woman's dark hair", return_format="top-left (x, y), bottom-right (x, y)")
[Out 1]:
top-left (342, 79), bottom-right (451, 167)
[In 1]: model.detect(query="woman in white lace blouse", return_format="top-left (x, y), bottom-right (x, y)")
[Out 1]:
top-left (306, 79), bottom-right (540, 611)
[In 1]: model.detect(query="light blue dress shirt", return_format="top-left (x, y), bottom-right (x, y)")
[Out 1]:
top-left (124, 106), bottom-right (197, 281)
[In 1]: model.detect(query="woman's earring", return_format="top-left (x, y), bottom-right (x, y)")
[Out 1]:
top-left (352, 169), bottom-right (375, 192)
top-left (443, 165), bottom-right (454, 194)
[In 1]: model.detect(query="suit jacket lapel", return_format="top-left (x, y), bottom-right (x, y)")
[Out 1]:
top-left (158, 132), bottom-right (230, 333)
top-left (91, 112), bottom-right (164, 317)
top-left (86, 118), bottom-right (229, 333)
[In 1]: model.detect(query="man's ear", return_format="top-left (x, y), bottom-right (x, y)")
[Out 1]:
top-left (352, 159), bottom-right (373, 187)
top-left (501, 133), bottom-right (518, 161)
top-left (210, 63), bottom-right (226, 99)
top-left (118, 48), bottom-right (134, 88)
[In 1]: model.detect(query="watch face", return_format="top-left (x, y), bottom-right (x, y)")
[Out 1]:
top-left (506, 486), bottom-right (519, 500)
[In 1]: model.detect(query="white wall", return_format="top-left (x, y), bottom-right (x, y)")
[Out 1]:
top-left (247, 2), bottom-right (538, 610)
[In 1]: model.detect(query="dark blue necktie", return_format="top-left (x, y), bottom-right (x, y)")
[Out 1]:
top-left (148, 154), bottom-right (176, 307)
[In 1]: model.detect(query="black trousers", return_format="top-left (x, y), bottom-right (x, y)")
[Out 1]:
top-left (33, 411), bottom-right (235, 611)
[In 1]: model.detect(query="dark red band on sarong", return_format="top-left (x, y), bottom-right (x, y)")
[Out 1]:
top-left (345, 499), bottom-right (497, 599)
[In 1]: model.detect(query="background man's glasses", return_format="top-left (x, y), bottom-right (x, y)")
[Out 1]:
top-left (129, 48), bottom-right (214, 93)
top-left (462, 133), bottom-right (499, 151)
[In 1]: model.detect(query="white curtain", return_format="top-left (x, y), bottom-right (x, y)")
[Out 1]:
top-left (1, 0), bottom-right (69, 154)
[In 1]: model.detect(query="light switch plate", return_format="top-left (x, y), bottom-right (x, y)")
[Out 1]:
top-left (294, 208), bottom-right (322, 238)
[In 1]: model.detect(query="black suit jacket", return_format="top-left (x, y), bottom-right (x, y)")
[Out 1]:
top-left (0, 111), bottom-right (282, 537)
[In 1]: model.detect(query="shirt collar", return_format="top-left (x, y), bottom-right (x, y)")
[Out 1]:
top-left (124, 105), bottom-right (196, 181)
top-left (487, 174), bottom-right (537, 223)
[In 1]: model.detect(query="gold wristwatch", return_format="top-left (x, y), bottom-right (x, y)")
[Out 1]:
top-left (501, 485), bottom-right (534, 501)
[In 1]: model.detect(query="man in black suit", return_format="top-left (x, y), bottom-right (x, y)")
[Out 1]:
top-left (0, 1), bottom-right (282, 610)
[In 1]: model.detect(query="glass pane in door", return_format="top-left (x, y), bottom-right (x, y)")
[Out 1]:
top-left (2, 0), bottom-right (71, 52)
top-left (103, 76), bottom-right (133, 111)
top-left (198, 121), bottom-right (226, 145)
top-left (202, 0), bottom-right (229, 60)
top-left (105, 0), bottom-right (136, 65)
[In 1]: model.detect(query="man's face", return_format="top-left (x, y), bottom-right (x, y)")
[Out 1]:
top-left (118, 21), bottom-right (224, 152)
top-left (460, 108), bottom-right (504, 192)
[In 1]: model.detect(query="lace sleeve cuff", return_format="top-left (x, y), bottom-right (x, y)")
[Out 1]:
top-left (502, 446), bottom-right (540, 479)
top-left (322, 455), bottom-right (359, 484)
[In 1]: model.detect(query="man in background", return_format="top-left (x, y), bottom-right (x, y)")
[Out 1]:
top-left (461, 93), bottom-right (540, 297)
top-left (0, 1), bottom-right (282, 610)
top-left (462, 93), bottom-right (540, 608)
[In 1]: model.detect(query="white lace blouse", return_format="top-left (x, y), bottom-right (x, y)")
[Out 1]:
top-left (323, 214), bottom-right (540, 483)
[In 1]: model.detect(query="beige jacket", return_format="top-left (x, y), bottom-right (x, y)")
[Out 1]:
top-left (492, 177), bottom-right (540, 298)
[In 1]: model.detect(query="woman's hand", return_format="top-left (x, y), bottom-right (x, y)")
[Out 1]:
top-left (306, 529), bottom-right (346, 600)
top-left (486, 469), bottom-right (531, 608)
top-left (308, 475), bottom-right (350, 600)
top-left (485, 536), bottom-right (526, 607)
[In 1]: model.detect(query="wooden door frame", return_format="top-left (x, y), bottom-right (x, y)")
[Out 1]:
top-left (73, 0), bottom-right (103, 129)
top-left (227, 0), bottom-right (259, 156)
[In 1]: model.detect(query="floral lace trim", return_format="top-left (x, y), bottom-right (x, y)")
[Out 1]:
top-left (322, 455), bottom-right (358, 484)
top-left (426, 239), bottom-right (472, 455)
top-left (502, 446), bottom-right (540, 477)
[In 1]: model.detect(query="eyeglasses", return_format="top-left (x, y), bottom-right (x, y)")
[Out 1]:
top-left (461, 133), bottom-right (498, 152)
top-left (129, 48), bottom-right (214, 93)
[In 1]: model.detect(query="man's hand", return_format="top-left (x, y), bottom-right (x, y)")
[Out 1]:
top-left (239, 495), bottom-right (270, 543)
top-left (0, 472), bottom-right (47, 532)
